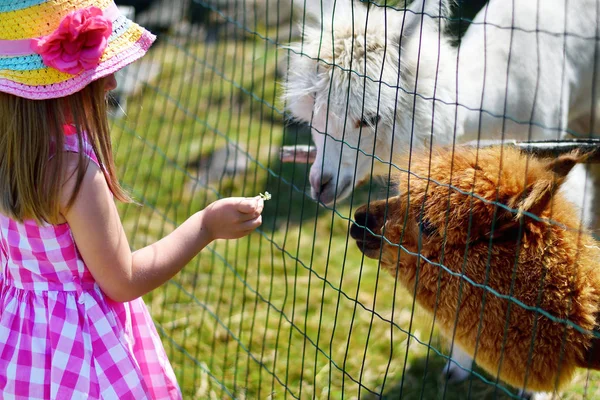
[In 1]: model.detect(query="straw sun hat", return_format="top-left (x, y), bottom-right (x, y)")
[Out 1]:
top-left (0, 0), bottom-right (155, 100)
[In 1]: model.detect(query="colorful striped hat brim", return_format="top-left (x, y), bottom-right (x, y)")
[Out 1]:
top-left (0, 0), bottom-right (155, 99)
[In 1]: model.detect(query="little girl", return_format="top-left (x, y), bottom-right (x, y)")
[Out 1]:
top-left (0, 1), bottom-right (263, 398)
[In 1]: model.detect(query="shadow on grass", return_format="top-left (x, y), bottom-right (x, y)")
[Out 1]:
top-left (363, 352), bottom-right (523, 400)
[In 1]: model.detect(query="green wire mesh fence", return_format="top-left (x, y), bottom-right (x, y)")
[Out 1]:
top-left (109, 0), bottom-right (600, 398)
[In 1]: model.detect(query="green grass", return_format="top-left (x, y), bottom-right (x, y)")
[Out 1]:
top-left (108, 27), bottom-right (600, 400)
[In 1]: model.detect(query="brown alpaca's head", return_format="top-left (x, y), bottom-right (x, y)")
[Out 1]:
top-left (351, 145), bottom-right (600, 392)
top-left (350, 146), bottom-right (587, 274)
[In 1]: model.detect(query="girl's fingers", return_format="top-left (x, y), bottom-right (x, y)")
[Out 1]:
top-left (240, 228), bottom-right (257, 237)
top-left (229, 220), bottom-right (261, 239)
top-left (237, 197), bottom-right (262, 214)
top-left (256, 198), bottom-right (264, 214)
top-left (240, 215), bottom-right (262, 231)
top-left (239, 210), bottom-right (262, 222)
top-left (238, 199), bottom-right (264, 221)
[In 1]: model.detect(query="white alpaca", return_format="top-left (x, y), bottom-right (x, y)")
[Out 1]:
top-left (282, 0), bottom-right (598, 216)
top-left (282, 0), bottom-right (599, 396)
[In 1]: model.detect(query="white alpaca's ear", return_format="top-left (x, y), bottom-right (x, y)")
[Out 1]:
top-left (395, 0), bottom-right (454, 37)
top-left (406, 0), bottom-right (453, 22)
top-left (281, 50), bottom-right (318, 123)
top-left (291, 0), bottom-right (337, 24)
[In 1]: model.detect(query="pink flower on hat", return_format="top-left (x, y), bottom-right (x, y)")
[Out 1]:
top-left (31, 6), bottom-right (112, 75)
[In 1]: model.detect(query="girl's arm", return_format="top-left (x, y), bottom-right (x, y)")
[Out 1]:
top-left (61, 154), bottom-right (263, 302)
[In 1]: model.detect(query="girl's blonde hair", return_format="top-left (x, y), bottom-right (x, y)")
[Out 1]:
top-left (0, 77), bottom-right (130, 225)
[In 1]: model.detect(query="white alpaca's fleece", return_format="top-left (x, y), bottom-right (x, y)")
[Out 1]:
top-left (282, 0), bottom-right (599, 224)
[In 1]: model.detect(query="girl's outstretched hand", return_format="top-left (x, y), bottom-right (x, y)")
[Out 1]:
top-left (202, 196), bottom-right (264, 241)
top-left (62, 154), bottom-right (267, 302)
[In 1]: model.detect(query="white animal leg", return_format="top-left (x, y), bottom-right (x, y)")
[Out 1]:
top-left (441, 344), bottom-right (473, 383)
top-left (440, 347), bottom-right (559, 398)
top-left (517, 389), bottom-right (557, 400)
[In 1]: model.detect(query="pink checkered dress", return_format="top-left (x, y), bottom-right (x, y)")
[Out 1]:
top-left (0, 134), bottom-right (181, 399)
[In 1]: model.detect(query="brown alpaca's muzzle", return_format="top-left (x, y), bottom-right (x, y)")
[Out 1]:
top-left (350, 205), bottom-right (385, 259)
top-left (350, 199), bottom-right (408, 268)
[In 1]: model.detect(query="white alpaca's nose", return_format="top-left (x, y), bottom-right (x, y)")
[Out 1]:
top-left (309, 170), bottom-right (353, 205)
top-left (310, 172), bottom-right (333, 200)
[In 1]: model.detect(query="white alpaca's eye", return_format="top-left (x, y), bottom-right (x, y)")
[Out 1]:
top-left (357, 114), bottom-right (381, 128)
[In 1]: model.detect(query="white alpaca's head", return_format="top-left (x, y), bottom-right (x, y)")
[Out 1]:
top-left (282, 0), bottom-right (452, 205)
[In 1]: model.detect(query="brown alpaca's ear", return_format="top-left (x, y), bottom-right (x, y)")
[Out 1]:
top-left (513, 150), bottom-right (589, 216)
top-left (546, 150), bottom-right (591, 177)
top-left (486, 180), bottom-right (557, 240)
top-left (516, 151), bottom-right (589, 217)
top-left (486, 151), bottom-right (589, 240)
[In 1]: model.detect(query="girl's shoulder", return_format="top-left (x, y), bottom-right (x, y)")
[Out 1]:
top-left (49, 126), bottom-right (106, 225)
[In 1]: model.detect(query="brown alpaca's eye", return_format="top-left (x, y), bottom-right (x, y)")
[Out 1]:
top-left (357, 114), bottom-right (381, 128)
top-left (419, 219), bottom-right (436, 236)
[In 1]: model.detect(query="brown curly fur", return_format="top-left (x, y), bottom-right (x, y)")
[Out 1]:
top-left (350, 145), bottom-right (600, 392)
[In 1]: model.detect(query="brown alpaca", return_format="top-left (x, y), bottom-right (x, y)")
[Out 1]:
top-left (350, 146), bottom-right (600, 392)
